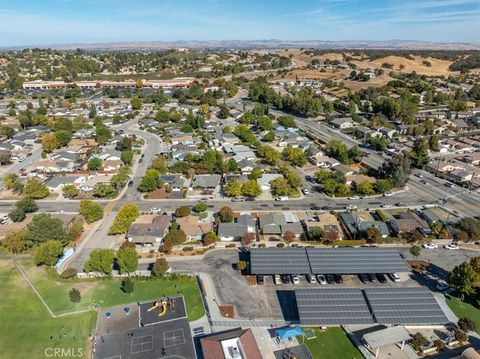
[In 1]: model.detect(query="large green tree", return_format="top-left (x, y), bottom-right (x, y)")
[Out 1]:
top-left (116, 247), bottom-right (138, 274)
top-left (109, 204), bottom-right (140, 235)
top-left (448, 261), bottom-right (478, 296)
top-left (84, 249), bottom-right (115, 274)
top-left (79, 200), bottom-right (104, 223)
top-left (26, 213), bottom-right (67, 244)
top-left (34, 240), bottom-right (64, 266)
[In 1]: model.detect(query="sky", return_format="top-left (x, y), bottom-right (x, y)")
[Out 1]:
top-left (0, 0), bottom-right (479, 46)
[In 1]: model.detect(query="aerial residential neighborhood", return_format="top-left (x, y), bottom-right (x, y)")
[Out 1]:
top-left (0, 1), bottom-right (480, 359)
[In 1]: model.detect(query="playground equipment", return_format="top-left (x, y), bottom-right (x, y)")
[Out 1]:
top-left (147, 298), bottom-right (176, 317)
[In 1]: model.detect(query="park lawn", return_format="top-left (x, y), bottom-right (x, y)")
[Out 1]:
top-left (304, 327), bottom-right (363, 359)
top-left (446, 294), bottom-right (480, 334)
top-left (0, 260), bottom-right (96, 359)
top-left (20, 258), bottom-right (205, 321)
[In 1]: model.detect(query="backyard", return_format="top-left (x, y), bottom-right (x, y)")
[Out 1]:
top-left (304, 327), bottom-right (363, 359)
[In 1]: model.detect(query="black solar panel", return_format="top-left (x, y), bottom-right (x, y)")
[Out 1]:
top-left (249, 248), bottom-right (311, 274)
top-left (306, 248), bottom-right (409, 274)
top-left (364, 287), bottom-right (449, 325)
top-left (295, 288), bottom-right (375, 325)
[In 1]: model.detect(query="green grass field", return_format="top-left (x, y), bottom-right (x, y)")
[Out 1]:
top-left (446, 294), bottom-right (480, 334)
top-left (0, 261), bottom-right (96, 359)
top-left (304, 327), bottom-right (363, 359)
top-left (0, 258), bottom-right (205, 359)
top-left (20, 259), bottom-right (204, 321)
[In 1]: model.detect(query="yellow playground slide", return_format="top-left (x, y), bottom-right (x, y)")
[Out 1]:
top-left (158, 302), bottom-right (167, 317)
top-left (147, 300), bottom-right (167, 317)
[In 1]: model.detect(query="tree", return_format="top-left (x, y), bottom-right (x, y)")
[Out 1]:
top-left (83, 248), bottom-right (115, 274)
top-left (410, 138), bottom-right (429, 169)
top-left (458, 317), bottom-right (476, 332)
top-left (55, 130), bottom-right (72, 147)
top-left (282, 147), bottom-right (307, 167)
top-left (322, 230), bottom-right (339, 245)
top-left (15, 198), bottom-right (38, 213)
top-left (203, 232), bottom-right (218, 246)
top-left (95, 124), bottom-right (112, 144)
top-left (457, 217), bottom-right (480, 241)
top-left (241, 232), bottom-right (255, 247)
top-left (237, 261), bottom-right (247, 271)
top-left (309, 228), bottom-right (323, 241)
top-left (163, 228), bottom-right (187, 245)
top-left (218, 207), bottom-right (234, 223)
top-left (116, 247), bottom-right (138, 274)
top-left (374, 179), bottom-right (393, 193)
top-left (130, 96), bottom-right (142, 110)
top-left (356, 181), bottom-right (374, 195)
top-left (378, 154), bottom-right (411, 188)
top-left (217, 106), bottom-right (230, 119)
top-left (87, 157), bottom-right (102, 171)
top-left (1, 230), bottom-right (29, 253)
top-left (109, 205), bottom-right (140, 235)
top-left (93, 183), bottom-right (117, 198)
top-left (152, 258), bottom-right (169, 276)
top-left (429, 134), bottom-right (439, 151)
top-left (410, 245), bottom-right (421, 259)
top-left (257, 116), bottom-right (273, 131)
top-left (175, 206), bottom-right (191, 218)
top-left (283, 231), bottom-right (296, 245)
top-left (241, 180), bottom-right (262, 198)
top-left (3, 173), bottom-right (19, 189)
top-left (161, 242), bottom-right (174, 254)
top-left (259, 145), bottom-right (280, 165)
top-left (121, 277), bottom-right (135, 294)
top-left (26, 213), bottom-right (67, 244)
top-left (194, 202), bottom-right (208, 213)
top-left (67, 218), bottom-right (84, 242)
top-left (23, 178), bottom-right (49, 199)
top-left (33, 240), bottom-right (64, 266)
top-left (433, 339), bottom-right (445, 352)
top-left (9, 208), bottom-right (25, 222)
top-left (62, 185), bottom-right (79, 199)
top-left (411, 332), bottom-right (428, 352)
top-left (138, 169), bottom-right (160, 192)
top-left (277, 115), bottom-right (296, 128)
top-left (365, 227), bottom-right (381, 244)
top-left (448, 261), bottom-right (478, 296)
top-left (150, 155), bottom-right (168, 174)
top-left (225, 179), bottom-right (243, 197)
top-left (120, 150), bottom-right (133, 165)
top-left (454, 330), bottom-right (467, 343)
top-left (41, 133), bottom-right (59, 152)
top-left (69, 288), bottom-right (81, 303)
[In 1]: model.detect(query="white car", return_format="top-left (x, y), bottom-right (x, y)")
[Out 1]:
top-left (345, 204), bottom-right (358, 210)
top-left (273, 274), bottom-right (282, 285)
top-left (316, 274), bottom-right (327, 285)
top-left (150, 207), bottom-right (161, 213)
top-left (422, 242), bottom-right (438, 249)
top-left (380, 204), bottom-right (392, 208)
top-left (291, 274), bottom-right (300, 285)
top-left (436, 280), bottom-right (449, 291)
top-left (444, 243), bottom-right (459, 250)
top-left (348, 196), bottom-right (360, 200)
top-left (277, 196), bottom-right (289, 201)
top-left (306, 274), bottom-right (316, 284)
top-left (388, 273), bottom-right (401, 282)
top-left (302, 189), bottom-right (311, 195)
top-left (383, 192), bottom-right (394, 197)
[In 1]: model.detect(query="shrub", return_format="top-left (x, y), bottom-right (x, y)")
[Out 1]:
top-left (454, 329), bottom-right (467, 343)
top-left (237, 261), bottom-right (247, 271)
top-left (152, 258), bottom-right (169, 276)
top-left (458, 317), bottom-right (476, 332)
top-left (9, 208), bottom-right (25, 222)
top-left (60, 268), bottom-right (78, 279)
top-left (433, 339), bottom-right (444, 351)
top-left (277, 243), bottom-right (285, 248)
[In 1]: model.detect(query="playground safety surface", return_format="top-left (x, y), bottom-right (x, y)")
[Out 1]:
top-left (139, 295), bottom-right (187, 326)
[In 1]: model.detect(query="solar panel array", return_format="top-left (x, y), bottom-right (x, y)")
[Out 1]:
top-left (295, 288), bottom-right (375, 325)
top-left (249, 248), bottom-right (311, 274)
top-left (249, 248), bottom-right (409, 275)
top-left (364, 287), bottom-right (449, 325)
top-left (295, 287), bottom-right (448, 326)
top-left (306, 248), bottom-right (410, 274)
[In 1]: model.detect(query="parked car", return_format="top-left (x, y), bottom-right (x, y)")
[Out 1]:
top-left (358, 273), bottom-right (370, 284)
top-left (316, 274), bottom-right (327, 285)
top-left (277, 196), bottom-right (289, 201)
top-left (326, 274), bottom-right (336, 284)
top-left (436, 280), bottom-right (449, 291)
top-left (383, 192), bottom-right (394, 197)
top-left (381, 204), bottom-right (392, 208)
top-left (321, 206), bottom-right (332, 211)
top-left (150, 207), bottom-right (161, 213)
top-left (334, 274), bottom-right (343, 284)
top-left (26, 152), bottom-right (32, 157)
top-left (422, 242), bottom-right (438, 249)
top-left (256, 274), bottom-right (265, 285)
top-left (306, 274), bottom-right (316, 284)
top-left (138, 158), bottom-right (144, 164)
top-left (415, 173), bottom-right (424, 178)
top-left (444, 243), bottom-right (459, 250)
top-left (245, 197), bottom-right (255, 202)
top-left (128, 180), bottom-right (133, 187)
top-left (388, 273), bottom-right (401, 282)
top-left (302, 188), bottom-right (311, 195)
top-left (395, 202), bottom-right (407, 207)
top-left (420, 179), bottom-right (428, 185)
top-left (367, 273), bottom-right (377, 283)
top-left (274, 274), bottom-right (282, 285)
top-left (376, 273), bottom-right (387, 284)
top-left (291, 274), bottom-right (300, 285)
top-left (231, 197), bottom-right (245, 202)
top-left (348, 196), bottom-right (360, 200)
top-left (445, 182), bottom-right (455, 188)
top-left (281, 274), bottom-right (291, 284)
top-left (345, 204), bottom-right (358, 210)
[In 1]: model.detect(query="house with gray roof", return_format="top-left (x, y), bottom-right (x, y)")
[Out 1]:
top-left (192, 174), bottom-right (221, 189)
top-left (217, 223), bottom-right (250, 241)
top-left (127, 214), bottom-right (171, 251)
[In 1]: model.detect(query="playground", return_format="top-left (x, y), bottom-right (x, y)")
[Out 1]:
top-left (139, 296), bottom-right (187, 326)
top-left (93, 295), bottom-right (196, 359)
